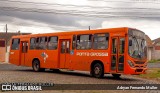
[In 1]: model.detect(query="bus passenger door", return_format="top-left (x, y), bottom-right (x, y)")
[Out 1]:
top-left (9, 38), bottom-right (20, 65)
top-left (118, 37), bottom-right (125, 72)
top-left (59, 40), bottom-right (70, 69)
top-left (20, 42), bottom-right (28, 66)
top-left (111, 37), bottom-right (125, 73)
top-left (111, 37), bottom-right (118, 72)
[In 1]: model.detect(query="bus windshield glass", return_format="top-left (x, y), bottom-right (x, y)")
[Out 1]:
top-left (128, 29), bottom-right (147, 59)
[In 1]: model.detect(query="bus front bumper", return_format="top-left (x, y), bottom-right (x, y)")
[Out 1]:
top-left (125, 67), bottom-right (147, 75)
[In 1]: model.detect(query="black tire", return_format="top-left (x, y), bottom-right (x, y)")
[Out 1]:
top-left (112, 74), bottom-right (121, 79)
top-left (90, 70), bottom-right (94, 77)
top-left (51, 69), bottom-right (60, 73)
top-left (32, 59), bottom-right (45, 72)
top-left (92, 63), bottom-right (104, 78)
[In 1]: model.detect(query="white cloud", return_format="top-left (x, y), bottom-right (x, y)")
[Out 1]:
top-left (19, 26), bottom-right (56, 34)
top-left (0, 0), bottom-right (160, 40)
top-left (0, 17), bottom-right (58, 34)
top-left (76, 20), bottom-right (93, 26)
top-left (102, 19), bottom-right (160, 40)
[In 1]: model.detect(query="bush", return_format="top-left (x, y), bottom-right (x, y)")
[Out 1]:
top-left (157, 59), bottom-right (160, 61)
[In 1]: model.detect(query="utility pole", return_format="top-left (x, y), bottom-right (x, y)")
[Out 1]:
top-left (18, 30), bottom-right (21, 35)
top-left (5, 24), bottom-right (7, 52)
top-left (89, 26), bottom-right (90, 30)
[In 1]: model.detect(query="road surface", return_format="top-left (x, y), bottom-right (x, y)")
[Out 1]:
top-left (0, 63), bottom-right (159, 93)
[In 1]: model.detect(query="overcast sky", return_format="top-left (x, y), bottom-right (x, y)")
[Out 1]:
top-left (0, 0), bottom-right (160, 40)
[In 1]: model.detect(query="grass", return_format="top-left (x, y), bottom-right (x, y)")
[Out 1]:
top-left (140, 68), bottom-right (160, 79)
top-left (148, 59), bottom-right (160, 63)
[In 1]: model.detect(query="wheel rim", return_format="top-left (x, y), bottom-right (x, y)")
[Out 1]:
top-left (94, 67), bottom-right (100, 75)
top-left (34, 61), bottom-right (39, 71)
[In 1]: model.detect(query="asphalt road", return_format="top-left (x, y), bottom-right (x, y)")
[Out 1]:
top-left (0, 63), bottom-right (160, 93)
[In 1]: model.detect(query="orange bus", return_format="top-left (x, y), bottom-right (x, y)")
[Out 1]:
top-left (9, 27), bottom-right (147, 78)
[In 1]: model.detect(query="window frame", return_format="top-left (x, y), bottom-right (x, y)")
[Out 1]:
top-left (22, 42), bottom-right (28, 53)
top-left (11, 38), bottom-right (20, 50)
top-left (30, 37), bottom-right (36, 50)
top-left (72, 35), bottom-right (76, 50)
top-left (93, 33), bottom-right (109, 50)
top-left (76, 34), bottom-right (92, 50)
top-left (47, 36), bottom-right (58, 50)
top-left (119, 38), bottom-right (125, 54)
top-left (39, 36), bottom-right (47, 50)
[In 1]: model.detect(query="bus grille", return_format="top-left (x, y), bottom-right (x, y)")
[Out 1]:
top-left (135, 61), bottom-right (145, 64)
top-left (136, 69), bottom-right (143, 72)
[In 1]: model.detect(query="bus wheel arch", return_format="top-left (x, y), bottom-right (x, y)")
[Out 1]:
top-left (90, 60), bottom-right (104, 78)
top-left (32, 58), bottom-right (45, 72)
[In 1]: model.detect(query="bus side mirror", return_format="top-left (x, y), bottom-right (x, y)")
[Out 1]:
top-left (129, 40), bottom-right (132, 46)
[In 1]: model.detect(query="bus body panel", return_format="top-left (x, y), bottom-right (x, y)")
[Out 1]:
top-left (70, 49), bottom-right (110, 72)
top-left (9, 50), bottom-right (20, 65)
top-left (9, 27), bottom-right (147, 75)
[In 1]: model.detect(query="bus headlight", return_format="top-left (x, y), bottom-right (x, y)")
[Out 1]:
top-left (128, 60), bottom-right (134, 67)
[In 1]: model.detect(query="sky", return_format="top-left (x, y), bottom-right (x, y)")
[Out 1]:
top-left (0, 0), bottom-right (160, 40)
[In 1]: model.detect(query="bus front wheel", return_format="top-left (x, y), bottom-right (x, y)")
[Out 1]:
top-left (93, 63), bottom-right (104, 78)
top-left (32, 60), bottom-right (45, 72)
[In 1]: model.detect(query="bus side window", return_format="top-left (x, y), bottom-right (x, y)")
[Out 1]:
top-left (39, 37), bottom-right (47, 50)
top-left (93, 33), bottom-right (109, 49)
top-left (48, 36), bottom-right (58, 50)
top-left (66, 41), bottom-right (70, 53)
top-left (119, 38), bottom-right (125, 54)
top-left (112, 38), bottom-right (117, 54)
top-left (11, 38), bottom-right (20, 50)
top-left (36, 37), bottom-right (40, 49)
top-left (61, 41), bottom-right (65, 53)
top-left (76, 34), bottom-right (92, 50)
top-left (72, 35), bottom-right (76, 49)
top-left (22, 42), bottom-right (28, 53)
top-left (30, 38), bottom-right (36, 50)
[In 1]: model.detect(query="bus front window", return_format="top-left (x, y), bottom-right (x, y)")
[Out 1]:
top-left (140, 39), bottom-right (147, 59)
top-left (129, 36), bottom-right (147, 59)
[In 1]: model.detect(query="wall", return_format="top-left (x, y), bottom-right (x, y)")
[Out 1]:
top-left (0, 47), bottom-right (5, 62)
top-left (151, 47), bottom-right (160, 60)
top-left (5, 46), bottom-right (10, 62)
top-left (147, 47), bottom-right (152, 61)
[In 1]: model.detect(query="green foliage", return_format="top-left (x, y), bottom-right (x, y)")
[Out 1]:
top-left (148, 59), bottom-right (160, 63)
top-left (140, 68), bottom-right (160, 78)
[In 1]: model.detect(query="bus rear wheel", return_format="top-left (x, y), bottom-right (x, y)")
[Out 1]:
top-left (112, 74), bottom-right (121, 79)
top-left (92, 63), bottom-right (104, 78)
top-left (32, 59), bottom-right (45, 72)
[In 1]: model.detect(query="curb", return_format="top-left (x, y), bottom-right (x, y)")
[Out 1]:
top-left (0, 62), bottom-right (10, 64)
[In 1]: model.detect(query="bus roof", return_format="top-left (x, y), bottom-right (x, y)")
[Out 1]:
top-left (11, 27), bottom-right (138, 38)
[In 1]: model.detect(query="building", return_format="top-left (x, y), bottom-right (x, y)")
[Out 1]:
top-left (151, 38), bottom-right (160, 60)
top-left (0, 39), bottom-right (5, 62)
top-left (0, 32), bottom-right (31, 62)
top-left (145, 35), bottom-right (153, 61)
top-left (145, 36), bottom-right (160, 61)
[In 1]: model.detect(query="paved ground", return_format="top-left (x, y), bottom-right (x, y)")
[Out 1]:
top-left (0, 63), bottom-right (160, 93)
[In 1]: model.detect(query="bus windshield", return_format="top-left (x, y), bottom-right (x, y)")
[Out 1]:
top-left (128, 30), bottom-right (147, 59)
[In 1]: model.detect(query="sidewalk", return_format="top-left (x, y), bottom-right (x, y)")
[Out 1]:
top-left (0, 62), bottom-right (9, 64)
